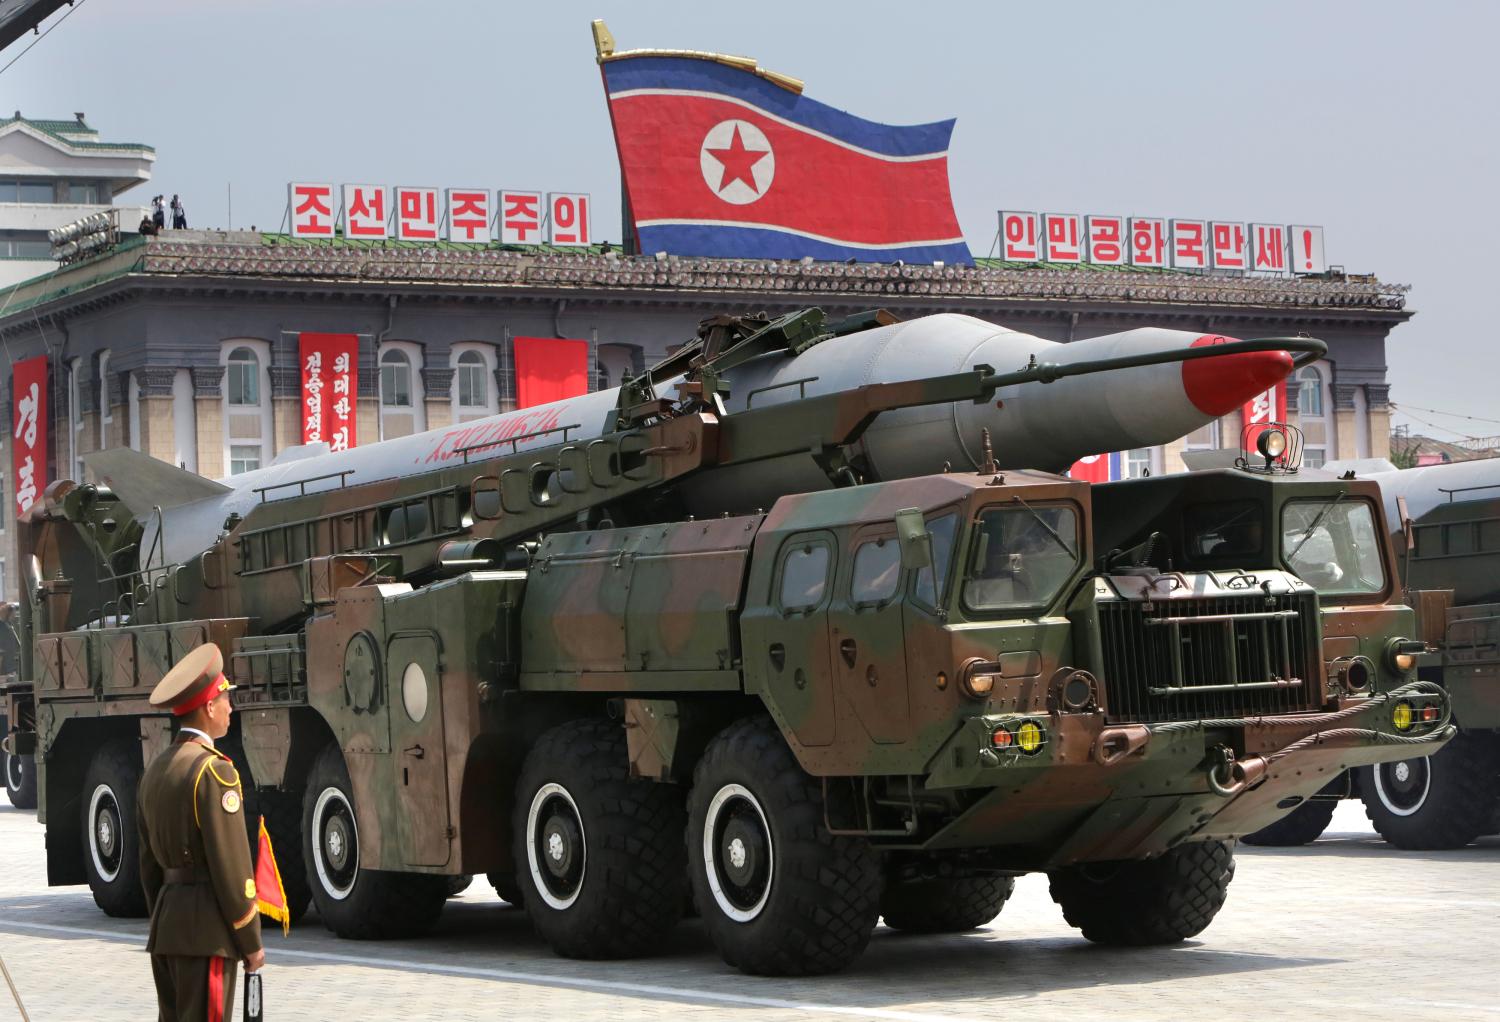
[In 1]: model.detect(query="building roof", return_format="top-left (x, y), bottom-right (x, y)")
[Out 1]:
top-left (0, 229), bottom-right (1413, 329)
top-left (0, 113), bottom-right (155, 154)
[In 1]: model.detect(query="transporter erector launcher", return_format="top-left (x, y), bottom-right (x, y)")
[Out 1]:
top-left (83, 312), bottom-right (1299, 573)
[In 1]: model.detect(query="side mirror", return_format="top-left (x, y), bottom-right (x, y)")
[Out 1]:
top-left (895, 508), bottom-right (933, 570)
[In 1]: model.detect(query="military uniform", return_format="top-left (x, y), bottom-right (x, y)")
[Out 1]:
top-left (137, 645), bottom-right (262, 1022)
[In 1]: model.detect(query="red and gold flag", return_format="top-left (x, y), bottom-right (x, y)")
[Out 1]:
top-left (254, 816), bottom-right (291, 935)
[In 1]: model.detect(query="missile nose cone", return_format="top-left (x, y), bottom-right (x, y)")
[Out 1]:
top-left (1181, 334), bottom-right (1295, 416)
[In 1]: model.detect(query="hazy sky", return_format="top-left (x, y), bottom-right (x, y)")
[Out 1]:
top-left (7, 1), bottom-right (1495, 436)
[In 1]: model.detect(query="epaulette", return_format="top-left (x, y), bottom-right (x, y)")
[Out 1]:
top-left (206, 759), bottom-right (240, 787)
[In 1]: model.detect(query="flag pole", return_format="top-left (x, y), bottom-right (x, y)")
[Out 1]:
top-left (0, 951), bottom-right (32, 1022)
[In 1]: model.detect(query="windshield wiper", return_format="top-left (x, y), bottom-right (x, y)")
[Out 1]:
top-left (1010, 495), bottom-right (1076, 560)
top-left (1286, 491), bottom-right (1345, 562)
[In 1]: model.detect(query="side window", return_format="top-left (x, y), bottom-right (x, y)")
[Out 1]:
top-left (850, 537), bottom-right (901, 604)
top-left (778, 542), bottom-right (831, 612)
top-left (913, 512), bottom-right (958, 608)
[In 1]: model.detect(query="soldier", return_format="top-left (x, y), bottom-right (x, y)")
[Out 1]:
top-left (137, 643), bottom-right (264, 1021)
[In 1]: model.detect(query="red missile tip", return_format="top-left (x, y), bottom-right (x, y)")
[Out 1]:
top-left (1180, 335), bottom-right (1295, 416)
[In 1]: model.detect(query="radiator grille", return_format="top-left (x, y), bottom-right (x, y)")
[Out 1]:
top-left (1097, 591), bottom-right (1324, 723)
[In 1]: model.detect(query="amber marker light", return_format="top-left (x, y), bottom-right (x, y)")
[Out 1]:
top-left (935, 671), bottom-right (948, 691)
top-left (1392, 701), bottom-right (1414, 731)
top-left (1017, 721), bottom-right (1044, 754)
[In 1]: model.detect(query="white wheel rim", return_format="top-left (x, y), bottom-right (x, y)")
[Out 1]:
top-left (1373, 757), bottom-right (1431, 818)
top-left (703, 783), bottom-right (774, 923)
top-left (525, 782), bottom-right (586, 911)
top-left (5, 754), bottom-right (21, 790)
top-left (87, 783), bottom-right (122, 882)
top-left (312, 786), bottom-right (359, 900)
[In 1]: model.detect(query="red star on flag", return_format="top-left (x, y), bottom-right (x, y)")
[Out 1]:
top-left (705, 125), bottom-right (769, 194)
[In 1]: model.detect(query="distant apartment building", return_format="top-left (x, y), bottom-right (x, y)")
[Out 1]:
top-left (0, 112), bottom-right (153, 288)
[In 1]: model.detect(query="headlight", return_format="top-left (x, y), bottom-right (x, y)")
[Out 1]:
top-left (1016, 720), bottom-right (1044, 754)
top-left (1392, 701), bottom-right (1414, 731)
top-left (1386, 638), bottom-right (1425, 674)
top-left (959, 658), bottom-right (998, 699)
top-left (1257, 428), bottom-right (1288, 460)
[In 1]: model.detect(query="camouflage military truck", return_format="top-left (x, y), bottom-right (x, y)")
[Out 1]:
top-left (9, 310), bottom-right (1452, 975)
top-left (1214, 458), bottom-right (1500, 849)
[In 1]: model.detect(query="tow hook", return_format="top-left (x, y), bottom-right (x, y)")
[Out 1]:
top-left (1093, 725), bottom-right (1151, 766)
top-left (1207, 746), bottom-right (1268, 797)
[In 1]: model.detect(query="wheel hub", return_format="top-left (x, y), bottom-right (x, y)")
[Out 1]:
top-left (704, 784), bottom-right (774, 922)
top-left (96, 812), bottom-right (116, 856)
top-left (526, 783), bottom-right (587, 911)
top-left (1394, 761), bottom-right (1410, 784)
top-left (1375, 756), bottom-right (1432, 816)
top-left (325, 820), bottom-right (349, 869)
top-left (540, 813), bottom-right (581, 880)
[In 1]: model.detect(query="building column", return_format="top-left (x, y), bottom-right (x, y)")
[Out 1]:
top-left (423, 367), bottom-right (454, 432)
top-left (105, 372), bottom-right (128, 450)
top-left (191, 366), bottom-right (224, 478)
top-left (357, 366), bottom-right (379, 446)
top-left (1332, 383), bottom-right (1360, 461)
top-left (1366, 384), bottom-right (1392, 461)
top-left (269, 364), bottom-right (302, 455)
top-left (134, 367), bottom-right (179, 466)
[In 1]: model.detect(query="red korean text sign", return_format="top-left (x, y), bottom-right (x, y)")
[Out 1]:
top-left (299, 333), bottom-right (359, 451)
top-left (290, 183), bottom-right (335, 238)
top-left (513, 337), bottom-right (589, 409)
top-left (11, 355), bottom-right (47, 518)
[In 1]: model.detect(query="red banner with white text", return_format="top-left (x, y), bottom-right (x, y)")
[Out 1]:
top-left (12, 356), bottom-right (47, 519)
top-left (299, 333), bottom-right (359, 451)
top-left (513, 337), bottom-right (588, 410)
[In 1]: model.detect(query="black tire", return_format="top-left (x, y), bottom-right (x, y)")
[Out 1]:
top-left (486, 871), bottom-right (524, 906)
top-left (1359, 731), bottom-right (1500, 850)
top-left (512, 718), bottom-right (686, 959)
top-left (81, 741), bottom-right (148, 917)
top-left (445, 874), bottom-right (473, 898)
top-left (1240, 798), bottom-right (1337, 847)
top-left (301, 744), bottom-right (448, 939)
top-left (257, 789), bottom-right (311, 925)
top-left (688, 717), bottom-right (881, 976)
top-left (5, 750), bottom-right (37, 810)
top-left (881, 875), bottom-right (1015, 934)
top-left (1049, 840), bottom-right (1235, 946)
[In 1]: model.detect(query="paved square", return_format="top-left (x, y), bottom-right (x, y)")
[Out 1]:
top-left (0, 797), bottom-right (1494, 1021)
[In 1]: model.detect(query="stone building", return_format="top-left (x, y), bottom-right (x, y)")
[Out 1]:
top-left (0, 229), bottom-right (1411, 600)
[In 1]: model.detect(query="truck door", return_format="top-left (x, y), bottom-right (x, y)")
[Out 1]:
top-left (386, 632), bottom-right (452, 867)
top-left (828, 528), bottom-right (909, 743)
top-left (763, 533), bottom-right (838, 747)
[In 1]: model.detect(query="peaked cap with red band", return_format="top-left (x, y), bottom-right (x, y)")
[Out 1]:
top-left (149, 643), bottom-right (235, 716)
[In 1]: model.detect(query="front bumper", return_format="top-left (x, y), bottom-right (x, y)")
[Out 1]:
top-left (919, 681), bottom-right (1453, 868)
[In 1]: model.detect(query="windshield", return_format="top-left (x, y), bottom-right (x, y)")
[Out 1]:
top-left (962, 505), bottom-right (1081, 612)
top-left (1183, 500), bottom-right (1264, 562)
top-left (1280, 498), bottom-right (1386, 595)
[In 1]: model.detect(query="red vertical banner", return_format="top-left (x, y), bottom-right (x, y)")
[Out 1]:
top-left (11, 355), bottom-right (47, 517)
top-left (299, 333), bottom-right (359, 451)
top-left (513, 337), bottom-right (588, 409)
top-left (1241, 384), bottom-right (1287, 456)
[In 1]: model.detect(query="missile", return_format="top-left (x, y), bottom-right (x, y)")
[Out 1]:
top-left (85, 312), bottom-right (1294, 569)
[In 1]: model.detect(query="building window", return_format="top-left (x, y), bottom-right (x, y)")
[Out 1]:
top-left (1297, 367), bottom-right (1324, 417)
top-left (229, 445), bottom-right (262, 475)
top-left (67, 182), bottom-right (101, 204)
top-left (1183, 419), bottom-right (1221, 450)
top-left (456, 350), bottom-right (487, 408)
top-left (381, 349), bottom-right (412, 407)
top-left (14, 181), bottom-right (53, 203)
top-left (1127, 448), bottom-right (1155, 478)
top-left (226, 347), bottom-right (260, 406)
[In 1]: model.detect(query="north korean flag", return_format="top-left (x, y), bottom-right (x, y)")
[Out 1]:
top-left (1068, 452), bottom-right (1124, 483)
top-left (601, 56), bottom-right (972, 265)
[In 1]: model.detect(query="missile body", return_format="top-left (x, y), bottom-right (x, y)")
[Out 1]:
top-left (89, 313), bottom-right (1291, 569)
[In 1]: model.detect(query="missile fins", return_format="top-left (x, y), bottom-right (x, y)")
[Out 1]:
top-left (82, 447), bottom-right (233, 516)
